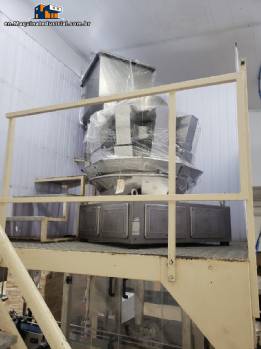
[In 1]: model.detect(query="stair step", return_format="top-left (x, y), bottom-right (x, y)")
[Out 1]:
top-left (6, 215), bottom-right (67, 222)
top-left (35, 175), bottom-right (86, 195)
top-left (0, 332), bottom-right (17, 349)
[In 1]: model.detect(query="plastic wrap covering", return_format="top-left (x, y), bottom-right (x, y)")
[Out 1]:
top-left (176, 114), bottom-right (200, 163)
top-left (84, 97), bottom-right (200, 165)
top-left (84, 96), bottom-right (168, 165)
top-left (68, 276), bottom-right (182, 349)
top-left (80, 52), bottom-right (156, 125)
top-left (83, 95), bottom-right (202, 194)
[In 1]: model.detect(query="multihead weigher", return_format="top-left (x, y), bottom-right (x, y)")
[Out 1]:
top-left (79, 52), bottom-right (231, 245)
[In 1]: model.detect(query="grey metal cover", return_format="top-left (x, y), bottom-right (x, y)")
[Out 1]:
top-left (6, 220), bottom-right (42, 240)
top-left (190, 206), bottom-right (229, 239)
top-left (144, 204), bottom-right (168, 239)
top-left (79, 202), bottom-right (231, 245)
top-left (79, 205), bottom-right (100, 237)
top-left (101, 203), bottom-right (129, 239)
top-left (176, 206), bottom-right (189, 239)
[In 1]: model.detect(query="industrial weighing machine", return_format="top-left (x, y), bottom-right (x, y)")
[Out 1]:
top-left (79, 52), bottom-right (231, 246)
top-left (5, 52), bottom-right (231, 245)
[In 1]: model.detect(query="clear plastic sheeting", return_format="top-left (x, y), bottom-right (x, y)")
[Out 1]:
top-left (82, 95), bottom-right (203, 194)
top-left (83, 96), bottom-right (169, 164)
top-left (176, 114), bottom-right (200, 163)
top-left (80, 52), bottom-right (202, 195)
top-left (84, 96), bottom-right (200, 167)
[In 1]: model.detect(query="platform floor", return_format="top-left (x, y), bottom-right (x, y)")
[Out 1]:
top-left (13, 241), bottom-right (248, 261)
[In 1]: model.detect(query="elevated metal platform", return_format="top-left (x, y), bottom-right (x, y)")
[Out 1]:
top-left (6, 240), bottom-right (253, 349)
top-left (13, 241), bottom-right (248, 261)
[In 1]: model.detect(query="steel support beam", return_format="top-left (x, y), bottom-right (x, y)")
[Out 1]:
top-left (1, 245), bottom-right (255, 349)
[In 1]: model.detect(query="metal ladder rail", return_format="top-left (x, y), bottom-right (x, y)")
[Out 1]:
top-left (0, 120), bottom-right (71, 348)
top-left (0, 223), bottom-right (71, 349)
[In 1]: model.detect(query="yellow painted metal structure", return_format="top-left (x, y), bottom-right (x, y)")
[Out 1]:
top-left (0, 62), bottom-right (258, 349)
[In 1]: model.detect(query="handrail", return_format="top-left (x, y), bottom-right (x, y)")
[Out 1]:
top-left (6, 72), bottom-right (238, 119)
top-left (0, 193), bottom-right (247, 204)
top-left (0, 65), bottom-right (258, 349)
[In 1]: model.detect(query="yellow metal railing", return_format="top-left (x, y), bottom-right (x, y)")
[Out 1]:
top-left (0, 62), bottom-right (258, 348)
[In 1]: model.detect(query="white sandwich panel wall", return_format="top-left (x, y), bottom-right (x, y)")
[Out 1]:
top-left (0, 12), bottom-right (83, 197)
top-left (177, 83), bottom-right (245, 240)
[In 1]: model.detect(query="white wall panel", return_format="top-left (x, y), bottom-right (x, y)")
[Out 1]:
top-left (176, 83), bottom-right (239, 193)
top-left (249, 110), bottom-right (261, 186)
top-left (0, 12), bottom-right (83, 197)
top-left (1, 2), bottom-right (85, 76)
top-left (177, 83), bottom-right (246, 240)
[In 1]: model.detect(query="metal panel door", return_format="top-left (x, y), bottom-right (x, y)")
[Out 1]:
top-left (79, 205), bottom-right (100, 237)
top-left (190, 206), bottom-right (227, 239)
top-left (101, 203), bottom-right (129, 239)
top-left (145, 204), bottom-right (168, 239)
